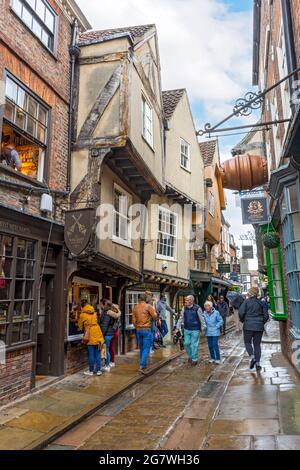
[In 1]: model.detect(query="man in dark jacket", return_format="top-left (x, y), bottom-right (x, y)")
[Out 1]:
top-left (231, 294), bottom-right (245, 333)
top-left (239, 287), bottom-right (269, 371)
top-left (217, 295), bottom-right (229, 335)
top-left (99, 299), bottom-right (118, 372)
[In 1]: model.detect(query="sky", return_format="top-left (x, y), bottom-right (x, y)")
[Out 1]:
top-left (77, 0), bottom-right (258, 268)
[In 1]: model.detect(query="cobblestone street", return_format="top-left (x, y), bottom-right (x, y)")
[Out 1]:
top-left (42, 321), bottom-right (300, 451)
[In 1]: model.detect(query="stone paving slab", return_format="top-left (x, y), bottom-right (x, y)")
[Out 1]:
top-left (0, 345), bottom-right (182, 450)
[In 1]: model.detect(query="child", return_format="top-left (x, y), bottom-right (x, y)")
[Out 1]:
top-left (203, 300), bottom-right (223, 364)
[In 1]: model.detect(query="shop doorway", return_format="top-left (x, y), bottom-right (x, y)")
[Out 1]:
top-left (36, 275), bottom-right (54, 376)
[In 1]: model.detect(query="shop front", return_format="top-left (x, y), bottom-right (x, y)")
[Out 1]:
top-left (0, 205), bottom-right (65, 403)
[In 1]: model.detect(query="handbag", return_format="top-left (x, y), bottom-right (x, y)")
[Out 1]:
top-left (82, 327), bottom-right (90, 345)
top-left (0, 270), bottom-right (7, 289)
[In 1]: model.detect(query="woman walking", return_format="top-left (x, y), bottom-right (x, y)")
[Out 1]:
top-left (99, 299), bottom-right (119, 372)
top-left (239, 287), bottom-right (269, 371)
top-left (78, 303), bottom-right (104, 376)
top-left (203, 301), bottom-right (223, 364)
top-left (108, 303), bottom-right (121, 368)
top-left (206, 294), bottom-right (218, 309)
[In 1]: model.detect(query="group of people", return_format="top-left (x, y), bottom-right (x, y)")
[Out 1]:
top-left (75, 299), bottom-right (121, 376)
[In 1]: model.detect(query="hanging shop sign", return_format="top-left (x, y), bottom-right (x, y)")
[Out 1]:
top-left (194, 249), bottom-right (206, 260)
top-left (242, 245), bottom-right (254, 259)
top-left (241, 197), bottom-right (269, 225)
top-left (218, 264), bottom-right (231, 273)
top-left (232, 264), bottom-right (241, 274)
top-left (64, 208), bottom-right (95, 256)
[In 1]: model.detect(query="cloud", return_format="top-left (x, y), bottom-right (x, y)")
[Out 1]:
top-left (77, 0), bottom-right (253, 123)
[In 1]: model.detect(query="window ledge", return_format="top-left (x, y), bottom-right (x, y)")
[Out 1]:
top-left (156, 254), bottom-right (178, 262)
top-left (141, 135), bottom-right (155, 153)
top-left (180, 165), bottom-right (191, 174)
top-left (112, 236), bottom-right (133, 249)
top-left (0, 164), bottom-right (47, 188)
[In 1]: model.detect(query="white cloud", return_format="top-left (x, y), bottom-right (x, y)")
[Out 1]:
top-left (77, 0), bottom-right (253, 123)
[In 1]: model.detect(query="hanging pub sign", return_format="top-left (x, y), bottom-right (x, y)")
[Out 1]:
top-left (64, 208), bottom-right (95, 256)
top-left (218, 264), bottom-right (231, 273)
top-left (241, 196), bottom-right (269, 225)
top-left (242, 245), bottom-right (254, 259)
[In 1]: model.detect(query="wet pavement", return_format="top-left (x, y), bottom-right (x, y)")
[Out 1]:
top-left (0, 344), bottom-right (181, 450)
top-left (1, 319), bottom-right (300, 451)
top-left (48, 320), bottom-right (300, 451)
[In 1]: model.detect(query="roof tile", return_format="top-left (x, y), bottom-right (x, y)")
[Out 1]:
top-left (162, 89), bottom-right (185, 120)
top-left (199, 140), bottom-right (217, 166)
top-left (78, 24), bottom-right (155, 46)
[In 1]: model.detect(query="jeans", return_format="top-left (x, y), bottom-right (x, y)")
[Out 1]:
top-left (159, 319), bottom-right (168, 338)
top-left (104, 336), bottom-right (113, 366)
top-left (207, 336), bottom-right (221, 361)
top-left (184, 329), bottom-right (200, 362)
top-left (88, 345), bottom-right (101, 372)
top-left (136, 329), bottom-right (153, 369)
top-left (243, 330), bottom-right (264, 363)
top-left (109, 329), bottom-right (118, 363)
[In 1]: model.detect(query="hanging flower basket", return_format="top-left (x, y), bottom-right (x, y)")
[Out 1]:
top-left (262, 232), bottom-right (280, 249)
top-left (217, 255), bottom-right (225, 263)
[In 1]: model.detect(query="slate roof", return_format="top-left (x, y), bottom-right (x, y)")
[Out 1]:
top-left (78, 24), bottom-right (155, 46)
top-left (162, 89), bottom-right (185, 120)
top-left (199, 140), bottom-right (218, 166)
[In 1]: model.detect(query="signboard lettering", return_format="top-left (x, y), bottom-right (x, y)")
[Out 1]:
top-left (64, 208), bottom-right (95, 256)
top-left (241, 197), bottom-right (269, 225)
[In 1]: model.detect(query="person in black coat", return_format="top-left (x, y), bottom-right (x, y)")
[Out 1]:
top-left (239, 287), bottom-right (269, 371)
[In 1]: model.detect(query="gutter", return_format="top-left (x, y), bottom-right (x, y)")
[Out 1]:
top-left (252, 0), bottom-right (261, 86)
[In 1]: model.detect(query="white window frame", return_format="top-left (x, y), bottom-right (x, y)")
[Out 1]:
top-left (208, 192), bottom-right (215, 216)
top-left (180, 138), bottom-right (191, 171)
top-left (142, 95), bottom-right (153, 147)
top-left (156, 207), bottom-right (178, 261)
top-left (112, 184), bottom-right (132, 247)
top-left (11, 0), bottom-right (57, 54)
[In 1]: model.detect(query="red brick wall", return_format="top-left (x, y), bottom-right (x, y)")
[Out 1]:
top-left (64, 341), bottom-right (89, 375)
top-left (0, 347), bottom-right (32, 405)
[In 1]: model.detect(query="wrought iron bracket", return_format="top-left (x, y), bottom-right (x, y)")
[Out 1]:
top-left (197, 65), bottom-right (300, 137)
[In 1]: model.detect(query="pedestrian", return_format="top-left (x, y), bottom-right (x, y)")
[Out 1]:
top-left (145, 291), bottom-right (158, 353)
top-left (203, 301), bottom-right (223, 364)
top-left (231, 293), bottom-right (245, 333)
top-left (217, 295), bottom-right (229, 335)
top-left (132, 293), bottom-right (157, 373)
top-left (99, 299), bottom-right (119, 372)
top-left (176, 295), bottom-right (205, 366)
top-left (207, 294), bottom-right (218, 309)
top-left (156, 293), bottom-right (175, 347)
top-left (1, 135), bottom-right (22, 171)
top-left (239, 287), bottom-right (269, 371)
top-left (78, 303), bottom-right (104, 376)
top-left (108, 303), bottom-right (121, 368)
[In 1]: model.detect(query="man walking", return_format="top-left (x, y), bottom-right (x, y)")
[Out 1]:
top-left (156, 293), bottom-right (175, 347)
top-left (217, 295), bottom-right (229, 335)
top-left (231, 293), bottom-right (245, 333)
top-left (239, 287), bottom-right (269, 371)
top-left (132, 293), bottom-right (157, 374)
top-left (176, 295), bottom-right (205, 366)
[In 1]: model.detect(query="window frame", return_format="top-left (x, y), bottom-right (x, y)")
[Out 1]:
top-left (10, 0), bottom-right (58, 56)
top-left (2, 71), bottom-right (50, 182)
top-left (208, 192), bottom-right (215, 216)
top-left (265, 244), bottom-right (287, 320)
top-left (156, 206), bottom-right (178, 261)
top-left (180, 138), bottom-right (191, 171)
top-left (141, 94), bottom-right (154, 148)
top-left (280, 182), bottom-right (300, 333)
top-left (0, 233), bottom-right (38, 348)
top-left (112, 183), bottom-right (132, 248)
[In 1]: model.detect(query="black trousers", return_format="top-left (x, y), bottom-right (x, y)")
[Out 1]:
top-left (221, 316), bottom-right (226, 335)
top-left (243, 330), bottom-right (264, 363)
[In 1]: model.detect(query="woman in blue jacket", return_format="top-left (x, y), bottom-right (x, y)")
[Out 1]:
top-left (203, 301), bottom-right (224, 364)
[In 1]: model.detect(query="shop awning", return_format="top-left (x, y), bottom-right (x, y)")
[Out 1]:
top-left (211, 276), bottom-right (232, 287)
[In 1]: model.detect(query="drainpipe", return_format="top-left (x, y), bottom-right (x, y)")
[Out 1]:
top-left (66, 20), bottom-right (80, 193)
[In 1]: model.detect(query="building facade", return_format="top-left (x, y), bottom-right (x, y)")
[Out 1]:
top-left (0, 0), bottom-right (90, 403)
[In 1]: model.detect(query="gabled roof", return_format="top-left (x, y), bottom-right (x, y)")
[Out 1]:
top-left (199, 140), bottom-right (218, 167)
top-left (78, 24), bottom-right (155, 46)
top-left (162, 89), bottom-right (185, 120)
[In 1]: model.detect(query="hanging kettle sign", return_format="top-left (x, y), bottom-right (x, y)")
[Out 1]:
top-left (241, 197), bottom-right (269, 225)
top-left (64, 208), bottom-right (95, 255)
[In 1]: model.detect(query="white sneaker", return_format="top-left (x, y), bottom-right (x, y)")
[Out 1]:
top-left (209, 359), bottom-right (215, 363)
top-left (109, 362), bottom-right (116, 368)
top-left (214, 360), bottom-right (221, 364)
top-left (84, 370), bottom-right (94, 376)
top-left (96, 371), bottom-right (102, 376)
top-left (103, 365), bottom-right (111, 372)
